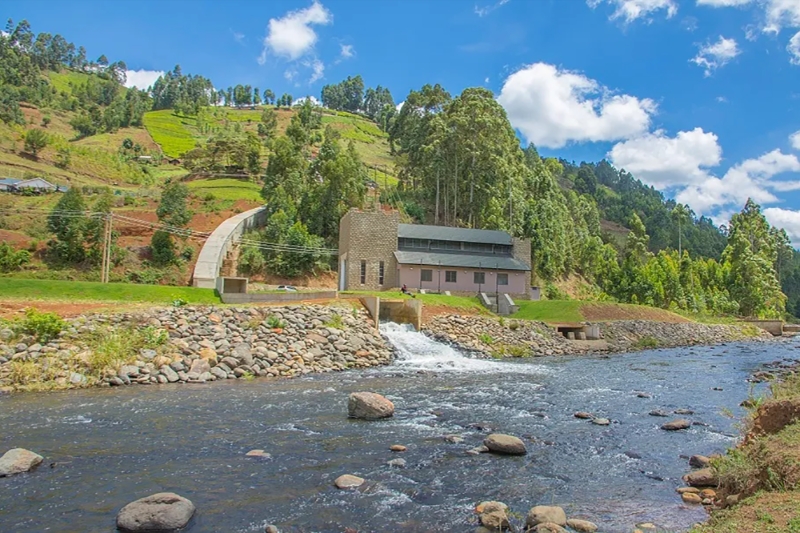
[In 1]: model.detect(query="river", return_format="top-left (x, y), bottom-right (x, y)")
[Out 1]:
top-left (0, 324), bottom-right (795, 532)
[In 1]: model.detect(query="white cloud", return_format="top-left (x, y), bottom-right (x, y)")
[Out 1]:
top-left (764, 0), bottom-right (800, 34)
top-left (608, 128), bottom-right (722, 189)
top-left (304, 58), bottom-right (325, 84)
top-left (475, 0), bottom-right (510, 17)
top-left (292, 95), bottom-right (321, 106)
top-left (259, 1), bottom-right (331, 63)
top-left (124, 69), bottom-right (164, 90)
top-left (587, 0), bottom-right (678, 23)
top-left (789, 30), bottom-right (800, 64)
top-left (764, 207), bottom-right (800, 244)
top-left (691, 35), bottom-right (741, 76)
top-left (340, 43), bottom-right (354, 59)
top-left (233, 31), bottom-right (245, 44)
top-left (696, 0), bottom-right (753, 6)
top-left (675, 149), bottom-right (800, 213)
top-left (497, 62), bottom-right (657, 148)
top-left (791, 129), bottom-right (800, 149)
top-left (485, 77), bottom-right (490, 83)
top-left (396, 101), bottom-right (405, 112)
top-left (717, 95), bottom-right (728, 102)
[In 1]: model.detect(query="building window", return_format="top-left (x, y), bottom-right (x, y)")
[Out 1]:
top-left (420, 269), bottom-right (433, 282)
top-left (474, 272), bottom-right (485, 285)
top-left (379, 261), bottom-right (385, 285)
top-left (445, 270), bottom-right (457, 283)
top-left (360, 260), bottom-right (366, 285)
top-left (497, 273), bottom-right (509, 286)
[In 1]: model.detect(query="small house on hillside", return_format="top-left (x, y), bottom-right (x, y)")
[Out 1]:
top-left (0, 178), bottom-right (20, 191)
top-left (15, 178), bottom-right (57, 193)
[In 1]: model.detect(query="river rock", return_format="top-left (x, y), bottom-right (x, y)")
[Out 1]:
top-left (591, 417), bottom-right (610, 426)
top-left (689, 454), bottom-right (711, 468)
top-left (484, 434), bottom-right (527, 455)
top-left (116, 492), bottom-right (195, 532)
top-left (245, 449), bottom-right (271, 458)
top-left (0, 448), bottom-right (43, 477)
top-left (334, 474), bottom-right (365, 489)
top-left (675, 408), bottom-right (695, 415)
top-left (574, 411), bottom-right (593, 419)
top-left (566, 519), bottom-right (598, 533)
top-left (530, 523), bottom-right (568, 533)
top-left (390, 444), bottom-right (407, 452)
top-left (681, 492), bottom-right (702, 504)
top-left (265, 526), bottom-right (279, 533)
top-left (160, 365), bottom-right (179, 383)
top-left (525, 505), bottom-right (567, 527)
top-left (700, 489), bottom-right (717, 499)
top-left (189, 359), bottom-right (211, 375)
top-left (676, 487), bottom-right (700, 494)
top-left (649, 410), bottom-right (670, 417)
top-left (661, 419), bottom-right (691, 431)
top-left (387, 458), bottom-right (406, 468)
top-left (683, 467), bottom-right (718, 487)
top-left (347, 392), bottom-right (394, 420)
top-left (476, 501), bottom-right (510, 530)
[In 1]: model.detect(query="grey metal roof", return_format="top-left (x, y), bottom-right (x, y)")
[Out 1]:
top-left (394, 251), bottom-right (530, 271)
top-left (0, 178), bottom-right (20, 186)
top-left (397, 223), bottom-right (512, 245)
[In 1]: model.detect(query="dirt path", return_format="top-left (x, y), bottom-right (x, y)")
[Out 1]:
top-left (0, 300), bottom-right (145, 319)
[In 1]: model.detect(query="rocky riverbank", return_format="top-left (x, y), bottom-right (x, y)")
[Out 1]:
top-left (0, 304), bottom-right (391, 392)
top-left (424, 314), bottom-right (774, 358)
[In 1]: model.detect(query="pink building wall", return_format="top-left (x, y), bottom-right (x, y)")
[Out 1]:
top-left (397, 265), bottom-right (528, 295)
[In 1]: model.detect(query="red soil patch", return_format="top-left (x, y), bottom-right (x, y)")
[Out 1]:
top-left (0, 300), bottom-right (136, 319)
top-left (423, 304), bottom-right (480, 323)
top-left (0, 230), bottom-right (29, 246)
top-left (580, 303), bottom-right (690, 323)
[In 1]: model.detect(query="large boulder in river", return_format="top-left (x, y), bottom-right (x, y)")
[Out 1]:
top-left (476, 501), bottom-right (510, 530)
top-left (683, 467), bottom-right (718, 487)
top-left (661, 419), bottom-right (691, 431)
top-left (116, 492), bottom-right (195, 532)
top-left (348, 392), bottom-right (394, 420)
top-left (525, 505), bottom-right (567, 528)
top-left (484, 434), bottom-right (527, 455)
top-left (566, 519), bottom-right (598, 533)
top-left (334, 474), bottom-right (365, 489)
top-left (0, 448), bottom-right (43, 477)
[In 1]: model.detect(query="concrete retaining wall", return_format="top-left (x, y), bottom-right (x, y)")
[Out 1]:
top-left (742, 319), bottom-right (784, 336)
top-left (193, 206), bottom-right (268, 288)
top-left (220, 290), bottom-right (337, 304)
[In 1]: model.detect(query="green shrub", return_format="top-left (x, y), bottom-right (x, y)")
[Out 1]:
top-left (15, 308), bottom-right (66, 342)
top-left (478, 333), bottom-right (494, 344)
top-left (0, 242), bottom-right (31, 272)
top-left (325, 313), bottom-right (344, 329)
top-left (544, 283), bottom-right (569, 300)
top-left (633, 336), bottom-right (659, 350)
top-left (266, 315), bottom-right (286, 329)
top-left (509, 321), bottom-right (520, 331)
top-left (150, 230), bottom-right (176, 265)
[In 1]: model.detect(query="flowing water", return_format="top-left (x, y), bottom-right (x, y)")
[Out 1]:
top-left (0, 324), bottom-right (797, 533)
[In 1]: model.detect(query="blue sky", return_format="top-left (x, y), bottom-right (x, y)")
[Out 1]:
top-left (6, 0), bottom-right (800, 237)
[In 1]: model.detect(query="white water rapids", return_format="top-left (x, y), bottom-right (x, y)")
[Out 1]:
top-left (379, 321), bottom-right (551, 374)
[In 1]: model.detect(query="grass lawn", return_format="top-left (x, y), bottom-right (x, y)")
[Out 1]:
top-left (0, 278), bottom-right (219, 304)
top-left (48, 70), bottom-right (96, 94)
top-left (187, 178), bottom-right (263, 202)
top-left (342, 290), bottom-right (485, 313)
top-left (511, 300), bottom-right (584, 322)
top-left (142, 110), bottom-right (198, 158)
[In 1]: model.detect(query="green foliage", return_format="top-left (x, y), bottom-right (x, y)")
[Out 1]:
top-left (0, 242), bottom-right (31, 272)
top-left (633, 336), bottom-right (659, 350)
top-left (142, 109), bottom-right (196, 158)
top-left (324, 313), bottom-right (344, 329)
top-left (478, 333), bottom-right (494, 344)
top-left (14, 308), bottom-right (66, 342)
top-left (47, 187), bottom-right (88, 263)
top-left (544, 283), bottom-right (569, 300)
top-left (150, 230), bottom-right (176, 266)
top-left (151, 65), bottom-right (214, 115)
top-left (266, 315), bottom-right (286, 329)
top-left (23, 128), bottom-right (48, 156)
top-left (156, 181), bottom-right (191, 227)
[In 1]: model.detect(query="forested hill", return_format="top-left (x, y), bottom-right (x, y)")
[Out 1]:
top-left (1, 18), bottom-right (797, 319)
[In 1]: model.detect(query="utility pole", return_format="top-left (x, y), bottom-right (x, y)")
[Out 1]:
top-left (101, 213), bottom-right (113, 283)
